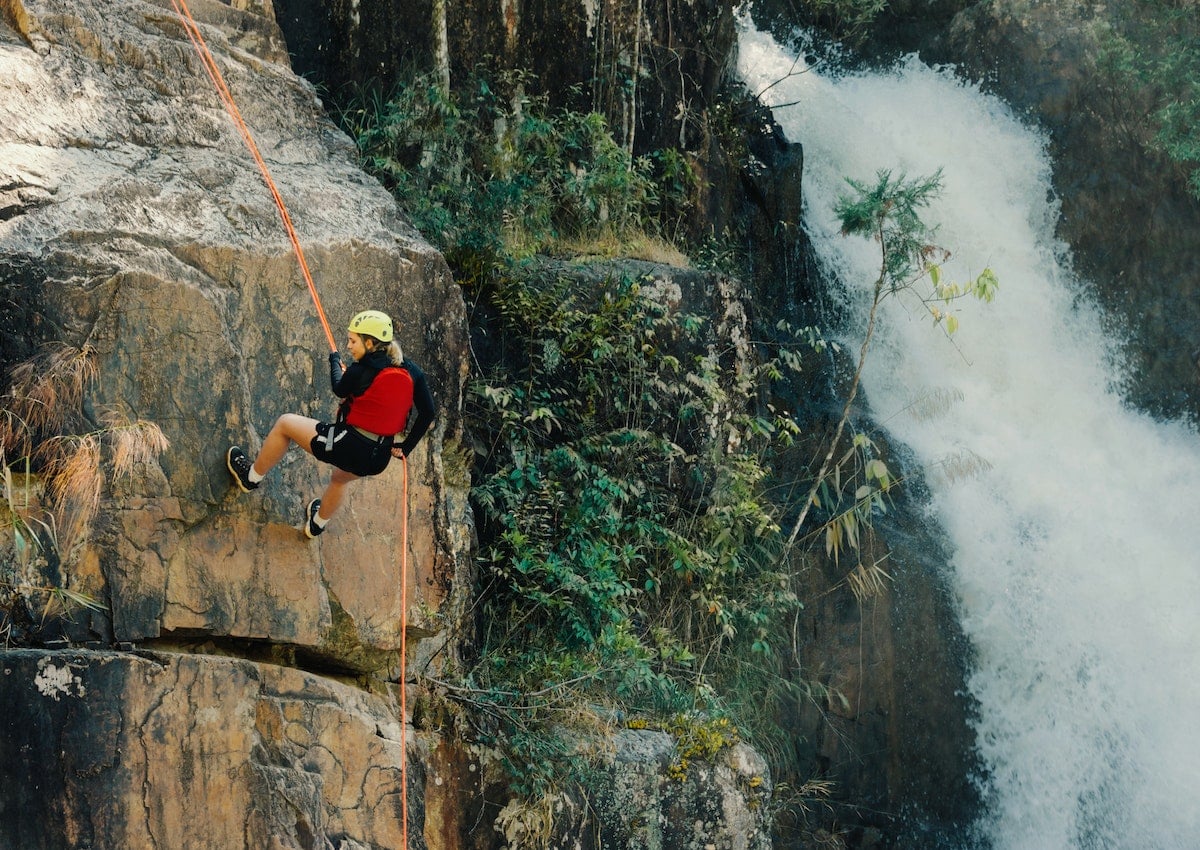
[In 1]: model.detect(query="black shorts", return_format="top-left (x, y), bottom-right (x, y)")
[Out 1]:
top-left (310, 421), bottom-right (392, 477)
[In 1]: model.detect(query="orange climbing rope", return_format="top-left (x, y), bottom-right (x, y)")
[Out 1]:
top-left (399, 456), bottom-right (410, 845)
top-left (170, 4), bottom-right (412, 846)
top-left (169, 0), bottom-right (337, 353)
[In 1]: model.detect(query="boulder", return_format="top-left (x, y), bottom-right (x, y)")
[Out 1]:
top-left (475, 727), bottom-right (773, 850)
top-left (584, 729), bottom-right (772, 850)
top-left (0, 0), bottom-right (472, 672)
top-left (0, 648), bottom-right (414, 848)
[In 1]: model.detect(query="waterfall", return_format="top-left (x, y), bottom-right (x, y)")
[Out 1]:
top-left (737, 20), bottom-right (1200, 850)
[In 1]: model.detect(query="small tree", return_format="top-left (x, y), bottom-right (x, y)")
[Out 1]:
top-left (782, 169), bottom-right (997, 557)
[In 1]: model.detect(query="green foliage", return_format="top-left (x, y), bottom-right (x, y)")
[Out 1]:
top-left (335, 72), bottom-right (665, 260)
top-left (471, 268), bottom-right (799, 671)
top-left (834, 169), bottom-right (997, 334)
top-left (453, 170), bottom-right (980, 811)
top-left (1097, 1), bottom-right (1200, 199)
top-left (456, 263), bottom-right (828, 800)
top-left (812, 432), bottom-right (893, 565)
top-left (644, 147), bottom-right (699, 242)
top-left (836, 168), bottom-right (945, 288)
top-left (799, 0), bottom-right (887, 46)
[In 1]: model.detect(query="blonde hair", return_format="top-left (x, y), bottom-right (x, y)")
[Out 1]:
top-left (364, 335), bottom-right (403, 365)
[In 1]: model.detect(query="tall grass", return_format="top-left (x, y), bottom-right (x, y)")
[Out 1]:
top-left (1, 343), bottom-right (168, 624)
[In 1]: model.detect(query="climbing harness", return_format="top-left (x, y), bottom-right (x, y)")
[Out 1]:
top-left (316, 426), bottom-right (347, 452)
top-left (169, 4), bottom-right (412, 846)
top-left (168, 0), bottom-right (337, 353)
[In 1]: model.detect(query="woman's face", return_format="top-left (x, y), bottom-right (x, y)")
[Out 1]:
top-left (346, 332), bottom-right (369, 362)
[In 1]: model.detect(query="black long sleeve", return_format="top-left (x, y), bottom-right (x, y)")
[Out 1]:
top-left (329, 350), bottom-right (390, 398)
top-left (329, 351), bottom-right (346, 394)
top-left (397, 357), bottom-right (435, 456)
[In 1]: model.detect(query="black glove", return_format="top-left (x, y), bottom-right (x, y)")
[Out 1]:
top-left (328, 351), bottom-right (344, 391)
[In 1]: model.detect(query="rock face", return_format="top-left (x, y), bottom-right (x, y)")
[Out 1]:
top-left (0, 648), bottom-right (774, 850)
top-left (588, 730), bottom-right (771, 850)
top-left (787, 502), bottom-right (982, 842)
top-left (0, 0), bottom-right (472, 671)
top-left (0, 648), bottom-right (411, 849)
top-left (1, 2), bottom-right (774, 848)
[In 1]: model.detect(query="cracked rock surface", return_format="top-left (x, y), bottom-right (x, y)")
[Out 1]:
top-left (0, 0), bottom-right (473, 671)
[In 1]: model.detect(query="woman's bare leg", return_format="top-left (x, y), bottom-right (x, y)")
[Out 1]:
top-left (250, 415), bottom-right (359, 526)
top-left (317, 467), bottom-right (358, 520)
top-left (252, 414), bottom-right (320, 477)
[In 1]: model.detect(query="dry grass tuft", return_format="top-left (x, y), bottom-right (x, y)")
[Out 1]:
top-left (103, 410), bottom-right (171, 480)
top-left (936, 449), bottom-right (993, 486)
top-left (902, 387), bottom-right (964, 422)
top-left (1, 343), bottom-right (97, 455)
top-left (39, 435), bottom-right (102, 561)
top-left (1, 345), bottom-right (169, 582)
top-left (845, 557), bottom-right (893, 604)
top-left (547, 231), bottom-right (692, 268)
top-left (40, 435), bottom-right (102, 507)
top-left (494, 794), bottom-right (560, 850)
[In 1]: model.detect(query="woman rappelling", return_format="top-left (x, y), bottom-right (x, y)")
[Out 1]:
top-left (225, 309), bottom-right (434, 537)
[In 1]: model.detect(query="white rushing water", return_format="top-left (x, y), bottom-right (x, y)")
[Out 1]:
top-left (737, 19), bottom-right (1200, 850)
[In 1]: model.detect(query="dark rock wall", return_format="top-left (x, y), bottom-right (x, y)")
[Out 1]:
top-left (784, 481), bottom-right (981, 844)
top-left (937, 2), bottom-right (1200, 421)
top-left (271, 0), bottom-right (736, 153)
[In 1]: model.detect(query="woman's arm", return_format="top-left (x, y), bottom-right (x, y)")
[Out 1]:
top-left (330, 352), bottom-right (364, 398)
top-left (395, 359), bottom-right (435, 457)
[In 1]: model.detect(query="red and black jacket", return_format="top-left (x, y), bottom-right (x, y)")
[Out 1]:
top-left (329, 351), bottom-right (435, 454)
top-left (330, 350), bottom-right (413, 437)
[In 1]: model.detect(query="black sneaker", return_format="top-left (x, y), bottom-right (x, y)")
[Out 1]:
top-left (304, 498), bottom-right (325, 538)
top-left (227, 446), bottom-right (259, 492)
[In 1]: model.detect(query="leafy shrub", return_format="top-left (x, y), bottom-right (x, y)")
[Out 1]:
top-left (469, 260), bottom-right (818, 689)
top-left (1097, 2), bottom-right (1200, 199)
top-left (336, 73), bottom-right (663, 259)
top-left (456, 259), bottom-right (824, 797)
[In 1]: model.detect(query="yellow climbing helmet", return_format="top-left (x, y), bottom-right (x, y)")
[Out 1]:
top-left (348, 310), bottom-right (394, 343)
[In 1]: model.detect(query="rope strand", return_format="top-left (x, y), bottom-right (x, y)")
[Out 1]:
top-left (169, 0), bottom-right (337, 352)
top-left (399, 455), bottom-right (410, 847)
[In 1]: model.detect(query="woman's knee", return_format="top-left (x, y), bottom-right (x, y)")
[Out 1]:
top-left (274, 413), bottom-right (314, 439)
